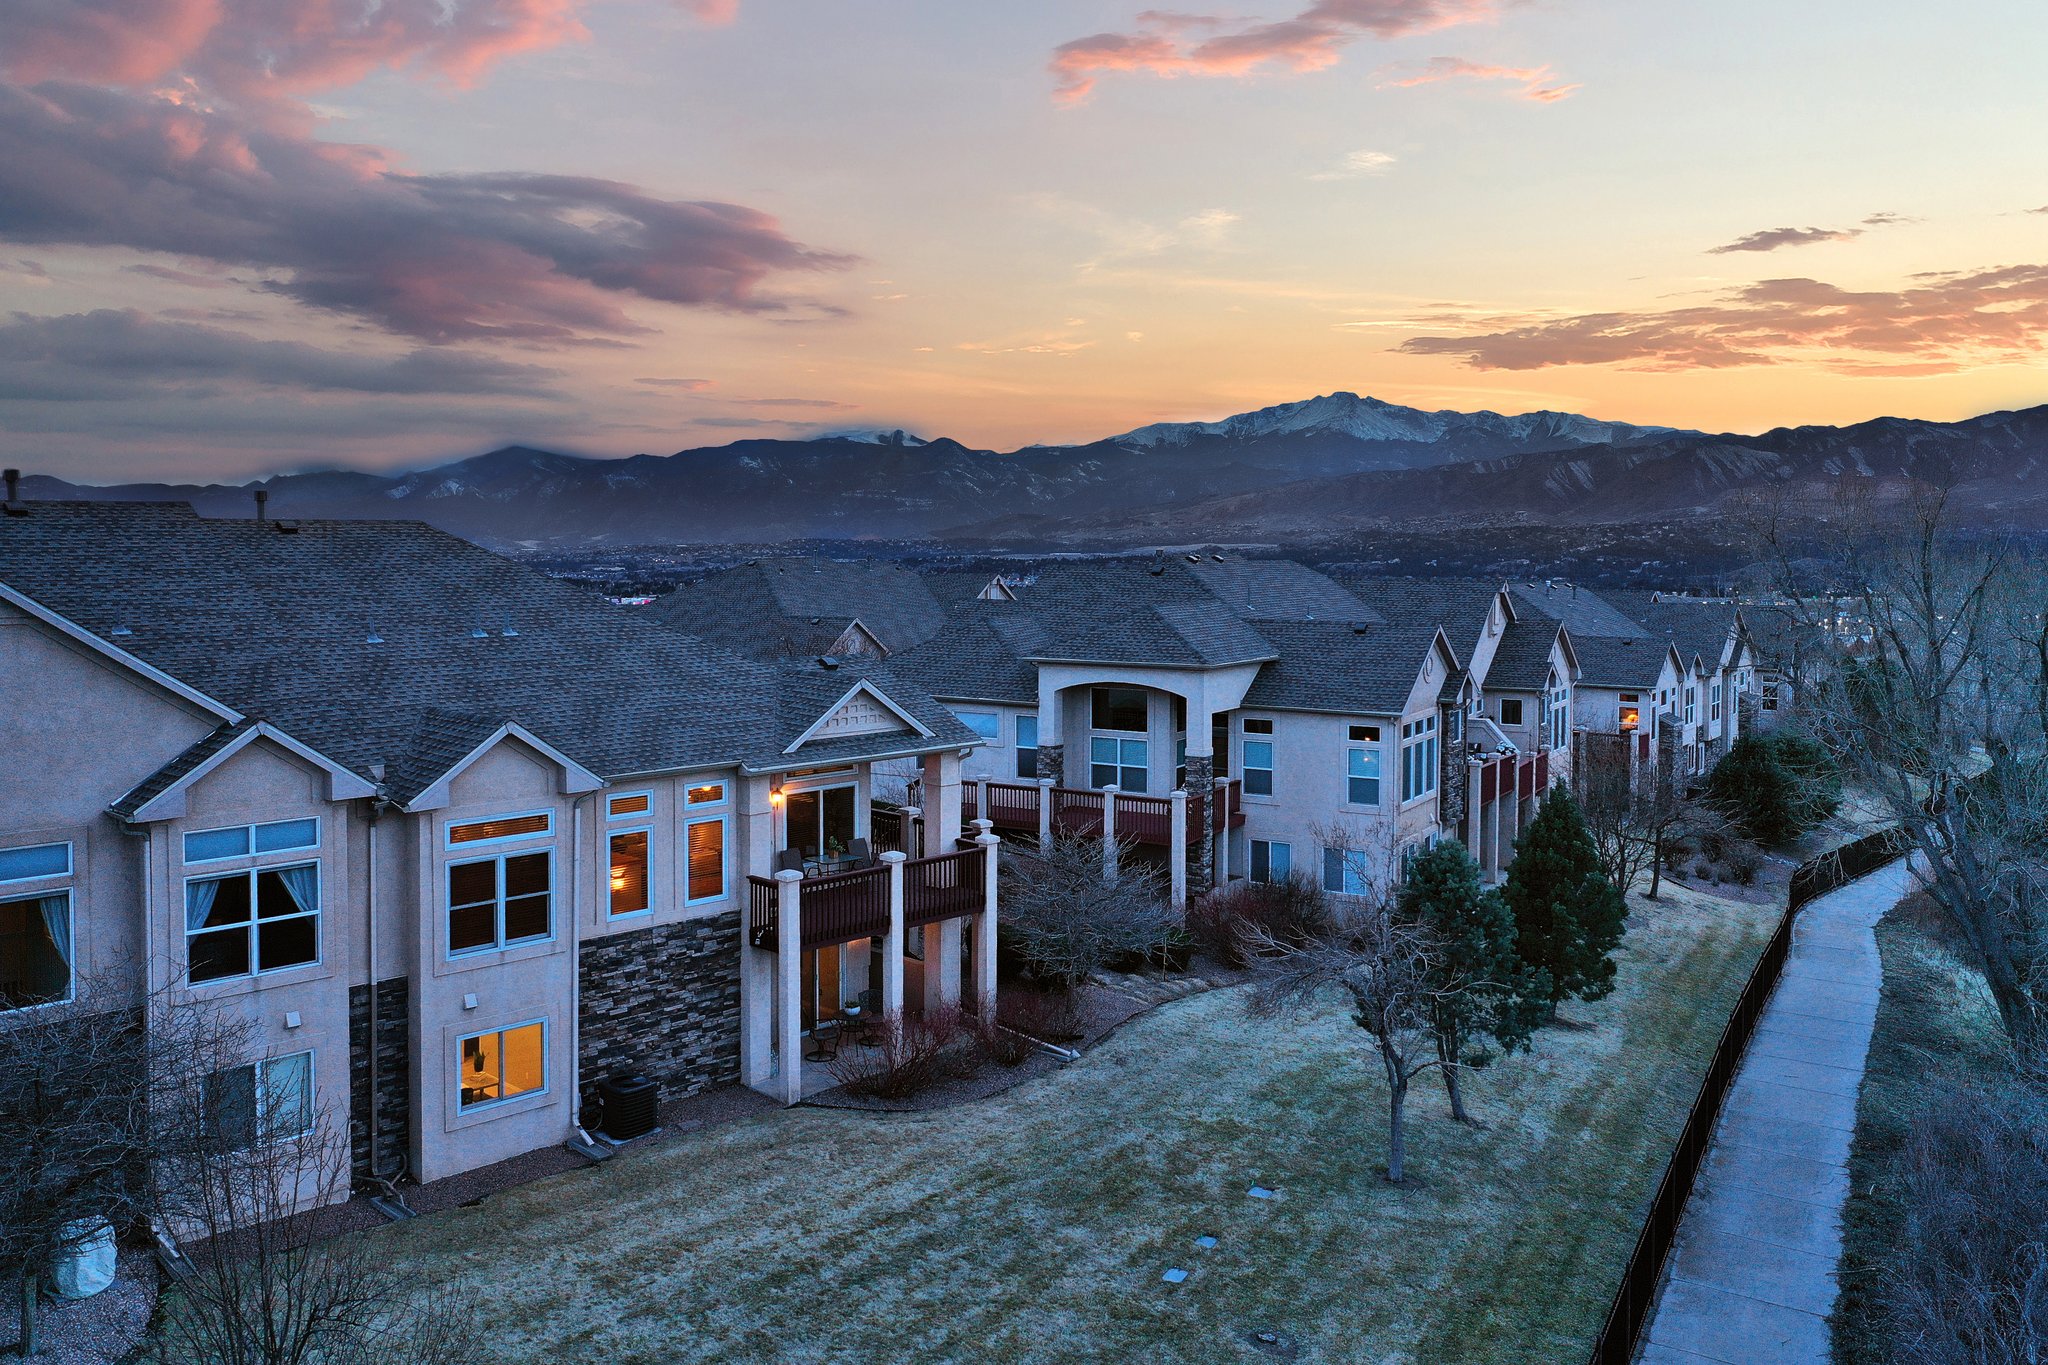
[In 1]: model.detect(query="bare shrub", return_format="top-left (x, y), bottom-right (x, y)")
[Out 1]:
top-left (1000, 832), bottom-right (1177, 989)
top-left (1880, 1081), bottom-right (2048, 1363)
top-left (826, 1008), bottom-right (980, 1099)
top-left (996, 988), bottom-right (1085, 1043)
top-left (971, 1014), bottom-right (1035, 1067)
top-left (1186, 875), bottom-right (1334, 967)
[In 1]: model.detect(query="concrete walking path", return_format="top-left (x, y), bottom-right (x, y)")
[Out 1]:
top-left (1640, 855), bottom-right (1921, 1365)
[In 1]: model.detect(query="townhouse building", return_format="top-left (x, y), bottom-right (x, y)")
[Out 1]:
top-left (0, 503), bottom-right (998, 1208)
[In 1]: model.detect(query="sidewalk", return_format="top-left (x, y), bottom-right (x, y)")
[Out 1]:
top-left (1640, 855), bottom-right (1919, 1365)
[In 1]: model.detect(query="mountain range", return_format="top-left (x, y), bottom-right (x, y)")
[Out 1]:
top-left (17, 392), bottom-right (2048, 549)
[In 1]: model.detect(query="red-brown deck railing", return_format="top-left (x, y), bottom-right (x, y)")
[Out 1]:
top-left (746, 846), bottom-right (989, 949)
top-left (955, 777), bottom-right (1241, 848)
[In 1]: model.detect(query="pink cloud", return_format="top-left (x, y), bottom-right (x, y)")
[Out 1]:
top-left (1379, 55), bottom-right (1579, 101)
top-left (1051, 0), bottom-right (1512, 104)
top-left (0, 83), bottom-right (852, 343)
top-left (1397, 264), bottom-right (2048, 372)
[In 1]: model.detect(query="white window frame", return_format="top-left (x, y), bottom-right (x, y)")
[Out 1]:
top-left (0, 886), bottom-right (74, 1012)
top-left (1241, 720), bottom-right (1275, 798)
top-left (184, 861), bottom-right (322, 984)
top-left (455, 1019), bottom-right (548, 1113)
top-left (1015, 715), bottom-right (1040, 780)
top-left (204, 1050), bottom-right (315, 1148)
top-left (0, 840), bottom-right (74, 885)
top-left (1250, 839), bottom-right (1291, 884)
top-left (684, 814), bottom-right (729, 905)
top-left (1498, 698), bottom-right (1524, 727)
top-left (1346, 725), bottom-right (1383, 807)
top-left (1089, 735), bottom-right (1148, 792)
top-left (683, 779), bottom-right (729, 809)
top-left (1322, 846), bottom-right (1372, 896)
top-left (1400, 715), bottom-right (1439, 804)
top-left (606, 791), bottom-right (654, 821)
top-left (953, 710), bottom-right (1001, 742)
top-left (445, 849), bottom-right (554, 957)
top-left (1711, 681), bottom-right (1723, 722)
top-left (1685, 687), bottom-right (1698, 725)
top-left (183, 818), bottom-right (320, 866)
top-left (607, 826), bottom-right (653, 919)
top-left (444, 809), bottom-right (554, 850)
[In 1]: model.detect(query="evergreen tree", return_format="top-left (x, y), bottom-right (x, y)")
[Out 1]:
top-left (1707, 732), bottom-right (1842, 844)
top-left (1395, 840), bottom-right (1549, 1123)
top-left (1502, 786), bottom-right (1629, 1015)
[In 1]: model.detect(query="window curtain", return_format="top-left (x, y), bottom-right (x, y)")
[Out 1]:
top-left (38, 894), bottom-right (70, 967)
top-left (275, 865), bottom-right (319, 915)
top-left (185, 877), bottom-right (221, 932)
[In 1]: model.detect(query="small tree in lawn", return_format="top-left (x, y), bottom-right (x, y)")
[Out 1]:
top-left (1502, 786), bottom-right (1630, 1019)
top-left (999, 831), bottom-right (1177, 992)
top-left (1246, 901), bottom-right (1454, 1184)
top-left (1395, 840), bottom-right (1549, 1124)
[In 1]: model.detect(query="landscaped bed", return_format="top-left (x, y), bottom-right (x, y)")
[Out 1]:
top-left (367, 883), bottom-right (1776, 1364)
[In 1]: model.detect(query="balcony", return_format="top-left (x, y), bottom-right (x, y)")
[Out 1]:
top-left (746, 845), bottom-right (988, 951)
top-left (956, 777), bottom-right (1244, 849)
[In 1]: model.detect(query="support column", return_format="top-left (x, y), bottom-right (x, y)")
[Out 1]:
top-left (1037, 777), bottom-right (1054, 852)
top-left (923, 919), bottom-right (962, 1011)
top-left (1488, 770), bottom-right (1505, 884)
top-left (975, 776), bottom-right (990, 828)
top-left (922, 750), bottom-right (965, 852)
top-left (741, 941), bottom-right (775, 1092)
top-left (1182, 750), bottom-right (1216, 893)
top-left (1466, 757), bottom-right (1484, 863)
top-left (1101, 784), bottom-right (1119, 883)
top-left (773, 870), bottom-right (804, 1106)
top-left (1211, 775), bottom-right (1231, 887)
top-left (973, 824), bottom-right (999, 1018)
top-left (902, 805), bottom-right (923, 859)
top-left (880, 851), bottom-right (906, 1035)
top-left (1169, 789), bottom-right (1188, 909)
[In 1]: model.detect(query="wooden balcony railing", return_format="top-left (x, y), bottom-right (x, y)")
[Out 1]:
top-left (957, 778), bottom-right (1241, 848)
top-left (746, 846), bottom-right (990, 950)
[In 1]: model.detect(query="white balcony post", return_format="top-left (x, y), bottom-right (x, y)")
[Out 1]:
top-left (1466, 756), bottom-right (1485, 869)
top-left (1211, 775), bottom-right (1231, 887)
top-left (1169, 789), bottom-right (1188, 909)
top-left (976, 777), bottom-right (991, 829)
top-left (879, 851), bottom-right (907, 1040)
top-left (1101, 784), bottom-right (1119, 884)
top-left (773, 869), bottom-right (804, 1106)
top-left (903, 804), bottom-right (923, 859)
top-left (1037, 777), bottom-right (1054, 852)
top-left (974, 825), bottom-right (1000, 1017)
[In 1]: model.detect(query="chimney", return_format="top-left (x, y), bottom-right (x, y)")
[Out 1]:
top-left (254, 489), bottom-right (269, 522)
top-left (3, 469), bottom-right (18, 503)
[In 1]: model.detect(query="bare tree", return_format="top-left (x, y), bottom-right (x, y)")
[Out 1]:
top-left (0, 974), bottom-right (250, 1357)
top-left (149, 1067), bottom-right (478, 1365)
top-left (999, 831), bottom-right (1177, 990)
top-left (1246, 901), bottom-right (1457, 1183)
top-left (1576, 743), bottom-right (1661, 897)
top-left (1764, 490), bottom-right (2048, 1059)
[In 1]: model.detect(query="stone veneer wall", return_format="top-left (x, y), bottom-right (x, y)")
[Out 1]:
top-left (348, 977), bottom-right (411, 1189)
top-left (1183, 753), bottom-right (1215, 889)
top-left (578, 910), bottom-right (742, 1103)
top-left (1036, 743), bottom-right (1064, 789)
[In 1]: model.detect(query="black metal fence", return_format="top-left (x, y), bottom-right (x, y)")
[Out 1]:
top-left (1585, 823), bottom-right (1912, 1364)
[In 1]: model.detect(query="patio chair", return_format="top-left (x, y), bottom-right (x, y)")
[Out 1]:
top-left (847, 837), bottom-right (873, 867)
top-left (804, 1020), bottom-right (842, 1062)
top-left (775, 849), bottom-right (805, 874)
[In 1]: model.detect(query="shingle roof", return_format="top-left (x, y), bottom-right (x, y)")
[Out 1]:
top-left (1608, 594), bottom-right (1739, 670)
top-left (1509, 582), bottom-right (1648, 640)
top-left (646, 557), bottom-right (947, 658)
top-left (0, 503), bottom-right (975, 805)
top-left (1335, 575), bottom-right (1500, 656)
top-left (1486, 619), bottom-right (1565, 692)
top-left (1238, 623), bottom-right (1445, 715)
top-left (1020, 602), bottom-right (1279, 666)
top-left (1571, 636), bottom-right (1676, 690)
top-left (1183, 558), bottom-right (1383, 624)
top-left (109, 720), bottom-right (253, 819)
top-left (888, 604), bottom-right (1042, 704)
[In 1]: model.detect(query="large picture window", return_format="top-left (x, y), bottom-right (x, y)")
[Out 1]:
top-left (1090, 687), bottom-right (1148, 733)
top-left (1400, 715), bottom-right (1439, 803)
top-left (0, 891), bottom-right (71, 1010)
top-left (447, 853), bottom-right (552, 955)
top-left (185, 865), bottom-right (319, 983)
top-left (203, 1051), bottom-right (313, 1148)
top-left (458, 1022), bottom-right (546, 1111)
top-left (686, 818), bottom-right (726, 902)
top-left (1089, 736), bottom-right (1147, 792)
top-left (608, 830), bottom-right (650, 917)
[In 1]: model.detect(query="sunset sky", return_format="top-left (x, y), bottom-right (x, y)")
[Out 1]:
top-left (4, 0), bottom-right (2047, 482)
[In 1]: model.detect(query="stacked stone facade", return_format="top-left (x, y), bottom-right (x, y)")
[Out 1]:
top-left (577, 911), bottom-right (743, 1103)
top-left (347, 977), bottom-right (411, 1189)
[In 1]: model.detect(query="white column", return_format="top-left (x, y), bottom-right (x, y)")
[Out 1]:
top-left (922, 750), bottom-right (965, 851)
top-left (903, 804), bottom-right (923, 859)
top-left (1212, 775), bottom-right (1231, 887)
top-left (973, 823), bottom-right (999, 1017)
top-left (773, 869), bottom-right (804, 1106)
top-left (741, 940), bottom-right (775, 1092)
top-left (1466, 757), bottom-right (1484, 864)
top-left (1101, 784), bottom-right (1119, 883)
top-left (1037, 777), bottom-right (1054, 852)
top-left (976, 776), bottom-right (991, 828)
top-left (1488, 768), bottom-right (1505, 883)
top-left (1169, 789), bottom-right (1188, 908)
top-left (924, 919), bottom-right (962, 1012)
top-left (880, 850), bottom-right (906, 1038)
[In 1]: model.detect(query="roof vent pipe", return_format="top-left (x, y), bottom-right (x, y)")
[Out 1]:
top-left (254, 489), bottom-right (269, 522)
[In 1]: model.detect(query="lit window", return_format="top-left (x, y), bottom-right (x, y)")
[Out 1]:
top-left (457, 1022), bottom-right (545, 1111)
top-left (686, 781), bottom-right (727, 807)
top-left (686, 818), bottom-right (726, 902)
top-left (1251, 840), bottom-right (1291, 884)
top-left (1347, 742), bottom-right (1382, 806)
top-left (447, 812), bottom-right (551, 846)
top-left (204, 1051), bottom-right (313, 1147)
top-left (607, 793), bottom-right (651, 819)
top-left (184, 818), bottom-right (318, 864)
top-left (446, 853), bottom-right (551, 955)
top-left (608, 830), bottom-right (649, 916)
top-left (1, 890), bottom-right (71, 1010)
top-left (186, 864), bottom-right (319, 982)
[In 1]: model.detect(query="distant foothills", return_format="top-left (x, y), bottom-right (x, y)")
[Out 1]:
top-left (16, 393), bottom-right (2048, 554)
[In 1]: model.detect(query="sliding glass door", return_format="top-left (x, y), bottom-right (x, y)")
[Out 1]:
top-left (784, 785), bottom-right (856, 859)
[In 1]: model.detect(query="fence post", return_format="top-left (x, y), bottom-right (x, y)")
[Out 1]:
top-left (974, 825), bottom-right (1000, 1018)
top-left (880, 851), bottom-right (906, 1043)
top-left (1102, 785), bottom-right (1119, 883)
top-left (1037, 777), bottom-right (1054, 852)
top-left (904, 804), bottom-right (923, 860)
top-left (1169, 789), bottom-right (1188, 908)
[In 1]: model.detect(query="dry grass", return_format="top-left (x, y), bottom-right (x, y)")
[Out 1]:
top-left (370, 886), bottom-right (1776, 1364)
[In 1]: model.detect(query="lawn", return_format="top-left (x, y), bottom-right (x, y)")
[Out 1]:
top-left (372, 884), bottom-right (1776, 1365)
